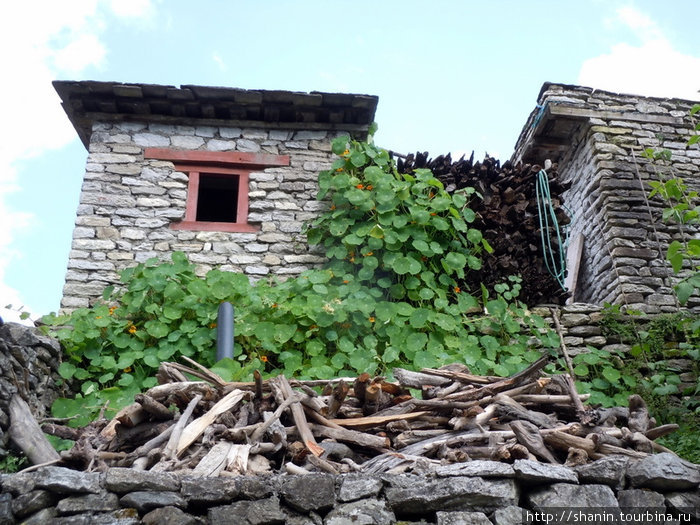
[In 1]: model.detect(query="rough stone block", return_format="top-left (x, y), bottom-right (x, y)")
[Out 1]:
top-left (326, 498), bottom-right (395, 525)
top-left (385, 477), bottom-right (518, 516)
top-left (119, 491), bottom-right (186, 513)
top-left (56, 492), bottom-right (120, 515)
top-left (617, 488), bottom-right (665, 509)
top-left (142, 505), bottom-right (198, 525)
top-left (575, 456), bottom-right (629, 487)
top-left (527, 483), bottom-right (618, 510)
top-left (513, 460), bottom-right (578, 484)
top-left (179, 477), bottom-right (239, 506)
top-left (11, 489), bottom-right (55, 518)
top-left (338, 474), bottom-right (383, 502)
top-left (208, 496), bottom-right (286, 525)
top-left (434, 461), bottom-right (515, 478)
top-left (33, 467), bottom-right (101, 494)
top-left (133, 133), bottom-right (170, 147)
top-left (626, 453), bottom-right (700, 491)
top-left (105, 469), bottom-right (180, 493)
top-left (279, 474), bottom-right (336, 513)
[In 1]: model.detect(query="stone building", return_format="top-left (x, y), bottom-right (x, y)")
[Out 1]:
top-left (56, 80), bottom-right (699, 313)
top-left (54, 81), bottom-right (378, 310)
top-left (514, 82), bottom-right (700, 313)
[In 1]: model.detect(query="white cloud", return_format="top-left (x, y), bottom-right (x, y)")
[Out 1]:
top-left (0, 0), bottom-right (155, 315)
top-left (578, 6), bottom-right (700, 100)
top-left (213, 52), bottom-right (228, 72)
top-left (108, 0), bottom-right (155, 18)
top-left (52, 33), bottom-right (107, 72)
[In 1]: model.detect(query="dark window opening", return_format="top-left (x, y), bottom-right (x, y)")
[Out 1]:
top-left (196, 174), bottom-right (239, 223)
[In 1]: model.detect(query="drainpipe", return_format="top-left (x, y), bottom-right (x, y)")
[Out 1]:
top-left (216, 302), bottom-right (234, 361)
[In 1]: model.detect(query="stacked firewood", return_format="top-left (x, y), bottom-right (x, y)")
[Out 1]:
top-left (395, 152), bottom-right (571, 305)
top-left (36, 356), bottom-right (679, 477)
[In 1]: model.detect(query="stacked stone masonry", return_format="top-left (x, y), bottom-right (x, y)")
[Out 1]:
top-left (0, 323), bottom-right (63, 458)
top-left (63, 124), bottom-right (348, 311)
top-left (0, 455), bottom-right (697, 524)
top-left (515, 83), bottom-right (700, 313)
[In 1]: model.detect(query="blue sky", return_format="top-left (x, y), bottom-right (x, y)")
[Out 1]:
top-left (2, 0), bottom-right (699, 320)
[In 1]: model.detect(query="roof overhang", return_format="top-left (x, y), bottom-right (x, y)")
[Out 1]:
top-left (514, 82), bottom-right (687, 165)
top-left (54, 80), bottom-right (379, 149)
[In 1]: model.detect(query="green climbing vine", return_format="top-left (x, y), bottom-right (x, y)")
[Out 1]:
top-left (43, 133), bottom-right (559, 426)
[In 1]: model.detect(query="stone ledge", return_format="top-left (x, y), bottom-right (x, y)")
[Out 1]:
top-left (0, 456), bottom-right (696, 524)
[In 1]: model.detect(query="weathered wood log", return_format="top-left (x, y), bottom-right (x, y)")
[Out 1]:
top-left (270, 375), bottom-right (323, 457)
top-left (162, 394), bottom-right (202, 460)
top-left (493, 394), bottom-right (556, 428)
top-left (543, 430), bottom-right (596, 456)
top-left (9, 395), bottom-right (61, 465)
top-left (628, 394), bottom-right (654, 433)
top-left (176, 389), bottom-right (246, 457)
top-left (393, 368), bottom-right (451, 389)
top-left (146, 382), bottom-right (217, 403)
top-left (325, 380), bottom-right (347, 419)
top-left (551, 309), bottom-right (594, 424)
top-left (512, 394), bottom-right (590, 404)
top-left (41, 423), bottom-right (81, 441)
top-left (249, 399), bottom-right (295, 444)
top-left (644, 423), bottom-right (679, 440)
top-left (420, 367), bottom-right (499, 385)
top-left (510, 420), bottom-right (558, 463)
top-left (305, 423), bottom-right (390, 451)
top-left (329, 411), bottom-right (429, 429)
top-left (564, 447), bottom-right (589, 466)
top-left (135, 394), bottom-right (172, 420)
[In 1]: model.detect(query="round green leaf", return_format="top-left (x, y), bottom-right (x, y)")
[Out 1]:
top-left (444, 252), bottom-right (466, 270)
top-left (58, 362), bottom-right (76, 380)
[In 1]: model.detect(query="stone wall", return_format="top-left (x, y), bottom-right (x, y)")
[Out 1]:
top-left (0, 323), bottom-right (63, 458)
top-left (62, 124), bottom-right (349, 311)
top-left (514, 83), bottom-right (700, 313)
top-left (0, 456), bottom-right (697, 524)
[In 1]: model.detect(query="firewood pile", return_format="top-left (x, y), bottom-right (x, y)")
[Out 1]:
top-left (39, 355), bottom-right (679, 477)
top-left (395, 152), bottom-right (571, 305)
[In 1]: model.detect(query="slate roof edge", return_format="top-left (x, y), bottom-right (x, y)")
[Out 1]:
top-left (53, 80), bottom-right (379, 149)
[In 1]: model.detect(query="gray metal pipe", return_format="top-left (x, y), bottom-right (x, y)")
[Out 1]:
top-left (216, 302), bottom-right (234, 361)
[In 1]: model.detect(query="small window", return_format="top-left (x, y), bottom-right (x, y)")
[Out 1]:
top-left (144, 148), bottom-right (290, 233)
top-left (196, 173), bottom-right (239, 223)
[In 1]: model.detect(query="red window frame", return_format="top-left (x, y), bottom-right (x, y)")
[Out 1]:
top-left (144, 148), bottom-right (290, 233)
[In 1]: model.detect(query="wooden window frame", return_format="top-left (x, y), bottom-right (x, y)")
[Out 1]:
top-left (144, 148), bottom-right (290, 233)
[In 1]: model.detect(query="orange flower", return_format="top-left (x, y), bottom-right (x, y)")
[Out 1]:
top-left (95, 316), bottom-right (103, 319)
top-left (271, 303), bottom-right (278, 308)
top-left (342, 149), bottom-right (350, 156)
top-left (336, 167), bottom-right (344, 172)
top-left (363, 251), bottom-right (373, 256)
top-left (260, 355), bottom-right (269, 363)
top-left (430, 212), bottom-right (437, 216)
top-left (108, 306), bottom-right (118, 315)
top-left (309, 325), bottom-right (318, 330)
top-left (454, 286), bottom-right (461, 294)
top-left (343, 280), bottom-right (349, 284)
top-left (330, 204), bottom-right (336, 210)
top-left (369, 317), bottom-right (376, 323)
top-left (127, 325), bottom-right (137, 334)
top-left (356, 184), bottom-right (365, 190)
top-left (209, 322), bottom-right (217, 329)
top-left (123, 366), bottom-right (132, 373)
top-left (366, 185), bottom-right (373, 190)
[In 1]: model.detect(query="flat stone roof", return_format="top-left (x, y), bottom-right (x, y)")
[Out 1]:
top-left (54, 80), bottom-right (379, 148)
